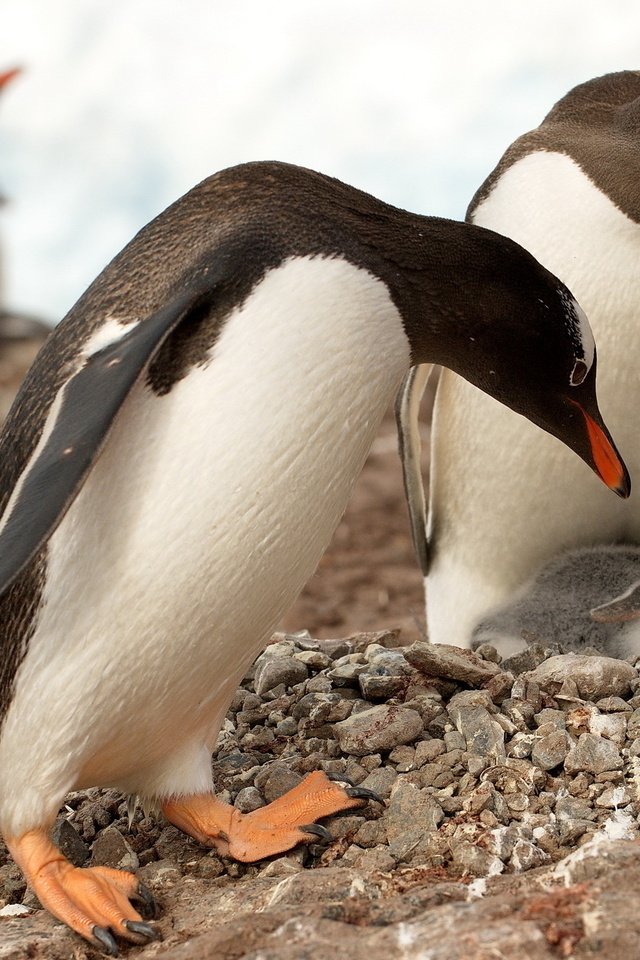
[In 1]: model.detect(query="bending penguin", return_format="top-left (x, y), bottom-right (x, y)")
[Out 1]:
top-left (0, 160), bottom-right (628, 953)
top-left (398, 70), bottom-right (640, 650)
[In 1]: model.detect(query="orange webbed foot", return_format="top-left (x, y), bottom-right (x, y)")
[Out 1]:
top-left (163, 769), bottom-right (381, 862)
top-left (6, 830), bottom-right (161, 955)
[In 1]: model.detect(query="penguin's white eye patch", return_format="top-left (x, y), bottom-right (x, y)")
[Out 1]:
top-left (570, 359), bottom-right (588, 386)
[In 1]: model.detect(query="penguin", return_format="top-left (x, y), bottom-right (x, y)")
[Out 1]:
top-left (398, 71), bottom-right (640, 650)
top-left (0, 160), bottom-right (628, 954)
top-left (471, 544), bottom-right (640, 659)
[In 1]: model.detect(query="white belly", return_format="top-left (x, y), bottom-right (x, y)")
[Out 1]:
top-left (0, 255), bottom-right (410, 835)
top-left (429, 151), bottom-right (640, 647)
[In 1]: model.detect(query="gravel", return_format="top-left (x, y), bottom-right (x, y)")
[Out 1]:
top-left (5, 631), bottom-right (640, 957)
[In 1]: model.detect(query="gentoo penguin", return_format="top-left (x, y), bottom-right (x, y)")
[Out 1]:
top-left (472, 544), bottom-right (640, 659)
top-left (398, 71), bottom-right (640, 650)
top-left (0, 160), bottom-right (627, 953)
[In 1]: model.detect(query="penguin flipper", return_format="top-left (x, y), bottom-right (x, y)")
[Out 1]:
top-left (395, 363), bottom-right (434, 576)
top-left (0, 286), bottom-right (213, 597)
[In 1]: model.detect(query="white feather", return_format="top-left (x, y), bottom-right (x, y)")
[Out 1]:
top-left (0, 255), bottom-right (410, 836)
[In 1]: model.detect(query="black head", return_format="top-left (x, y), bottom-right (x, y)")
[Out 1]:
top-left (406, 221), bottom-right (629, 498)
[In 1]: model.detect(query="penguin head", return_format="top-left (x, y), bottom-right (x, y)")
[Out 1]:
top-left (413, 224), bottom-right (630, 498)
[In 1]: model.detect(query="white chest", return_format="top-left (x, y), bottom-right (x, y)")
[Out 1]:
top-left (2, 255), bottom-right (410, 806)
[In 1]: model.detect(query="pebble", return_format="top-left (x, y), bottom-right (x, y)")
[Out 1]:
top-left (333, 705), bottom-right (423, 756)
top-left (51, 818), bottom-right (90, 867)
top-left (531, 730), bottom-right (571, 771)
top-left (90, 826), bottom-right (139, 871)
top-left (404, 642), bottom-right (500, 685)
top-left (5, 632), bottom-right (640, 923)
top-left (525, 654), bottom-right (636, 700)
top-left (564, 733), bottom-right (624, 775)
top-left (254, 656), bottom-right (309, 696)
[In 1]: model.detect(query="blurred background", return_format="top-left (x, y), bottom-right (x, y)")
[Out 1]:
top-left (1, 0), bottom-right (639, 324)
top-left (0, 0), bottom-right (638, 638)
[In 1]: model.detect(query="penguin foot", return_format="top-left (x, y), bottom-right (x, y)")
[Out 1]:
top-left (5, 829), bottom-right (161, 953)
top-left (163, 769), bottom-right (374, 861)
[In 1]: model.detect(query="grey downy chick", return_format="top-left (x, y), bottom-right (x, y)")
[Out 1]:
top-left (471, 544), bottom-right (640, 659)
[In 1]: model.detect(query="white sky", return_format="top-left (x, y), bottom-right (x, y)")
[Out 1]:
top-left (1, 0), bottom-right (639, 321)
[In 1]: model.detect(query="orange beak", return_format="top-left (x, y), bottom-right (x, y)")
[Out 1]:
top-left (570, 399), bottom-right (630, 498)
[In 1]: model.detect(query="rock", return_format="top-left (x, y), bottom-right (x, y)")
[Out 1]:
top-left (90, 826), bottom-right (138, 871)
top-left (293, 650), bottom-right (332, 670)
top-left (405, 642), bottom-right (500, 685)
top-left (525, 654), bottom-right (636, 701)
top-left (451, 841), bottom-right (504, 877)
top-left (386, 780), bottom-right (444, 840)
top-left (447, 704), bottom-right (506, 760)
top-left (510, 838), bottom-right (548, 872)
top-left (595, 785), bottom-right (632, 808)
top-left (358, 766), bottom-right (398, 799)
top-left (530, 730), bottom-right (571, 771)
top-left (589, 711), bottom-right (627, 746)
top-left (333, 705), bottom-right (423, 756)
top-left (415, 739), bottom-right (446, 765)
top-left (484, 671), bottom-right (515, 705)
top-left (387, 744), bottom-right (415, 771)
top-left (358, 673), bottom-right (407, 700)
top-left (254, 656), bottom-right (309, 695)
top-left (234, 786), bottom-right (265, 812)
top-left (564, 733), bottom-right (623, 775)
top-left (51, 818), bottom-right (90, 867)
top-left (257, 767), bottom-right (303, 802)
top-left (502, 642), bottom-right (561, 675)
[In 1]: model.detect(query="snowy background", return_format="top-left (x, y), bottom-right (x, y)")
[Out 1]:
top-left (0, 0), bottom-right (639, 323)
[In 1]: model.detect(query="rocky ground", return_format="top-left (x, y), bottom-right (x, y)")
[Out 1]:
top-left (3, 631), bottom-right (640, 959)
top-left (2, 367), bottom-right (640, 959)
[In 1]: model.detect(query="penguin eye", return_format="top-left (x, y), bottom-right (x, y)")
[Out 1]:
top-left (570, 359), bottom-right (588, 386)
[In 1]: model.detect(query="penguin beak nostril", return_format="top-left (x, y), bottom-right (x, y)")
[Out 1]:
top-left (568, 399), bottom-right (630, 498)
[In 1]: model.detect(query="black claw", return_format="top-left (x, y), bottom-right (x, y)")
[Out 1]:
top-left (326, 772), bottom-right (354, 787)
top-left (133, 882), bottom-right (159, 919)
top-left (124, 919), bottom-right (162, 941)
top-left (300, 822), bottom-right (332, 843)
top-left (347, 785), bottom-right (384, 804)
top-left (92, 925), bottom-right (119, 956)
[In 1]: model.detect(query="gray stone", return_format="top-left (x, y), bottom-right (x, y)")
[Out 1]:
top-left (596, 696), bottom-right (633, 712)
top-left (525, 654), bottom-right (636, 701)
top-left (502, 642), bottom-right (562, 675)
top-left (358, 673), bottom-right (407, 700)
top-left (333, 704), bottom-right (423, 755)
top-left (358, 766), bottom-right (398, 799)
top-left (531, 730), bottom-right (571, 771)
top-left (234, 786), bottom-right (265, 812)
top-left (564, 733), bottom-right (623, 775)
top-left (388, 744), bottom-right (415, 771)
top-left (51, 818), bottom-right (89, 867)
top-left (451, 841), bottom-right (504, 877)
top-left (254, 656), bottom-right (309, 696)
top-left (485, 671), bottom-right (515, 704)
top-left (293, 650), bottom-right (332, 670)
top-left (405, 642), bottom-right (500, 685)
top-left (595, 785), bottom-right (632, 808)
top-left (589, 711), bottom-right (627, 746)
top-left (415, 739), bottom-right (446, 765)
top-left (510, 838), bottom-right (548, 872)
top-left (386, 780), bottom-right (444, 840)
top-left (555, 795), bottom-right (597, 823)
top-left (448, 704), bottom-right (506, 760)
top-left (257, 766), bottom-right (303, 803)
top-left (90, 826), bottom-right (138, 871)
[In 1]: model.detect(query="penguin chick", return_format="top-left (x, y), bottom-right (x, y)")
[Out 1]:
top-left (471, 544), bottom-right (640, 659)
top-left (0, 160), bottom-right (627, 953)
